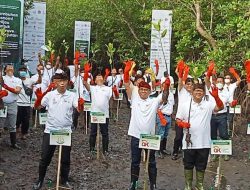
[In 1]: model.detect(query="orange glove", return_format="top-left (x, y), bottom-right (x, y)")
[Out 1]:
top-left (3, 84), bottom-right (16, 94)
top-left (0, 90), bottom-right (8, 99)
top-left (206, 61), bottom-right (215, 78)
top-left (112, 85), bottom-right (119, 99)
top-left (230, 99), bottom-right (238, 107)
top-left (157, 109), bottom-right (167, 126)
top-left (176, 120), bottom-right (190, 129)
top-left (104, 68), bottom-right (110, 80)
top-left (84, 63), bottom-right (92, 81)
top-left (229, 67), bottom-right (240, 80)
top-left (163, 77), bottom-right (170, 91)
top-left (177, 60), bottom-right (185, 78)
top-left (78, 98), bottom-right (84, 112)
top-left (182, 65), bottom-right (190, 82)
top-left (209, 86), bottom-right (224, 108)
top-left (123, 60), bottom-right (132, 83)
top-left (34, 88), bottom-right (44, 108)
top-left (75, 50), bottom-right (80, 65)
top-left (244, 60), bottom-right (250, 83)
top-left (119, 80), bottom-right (123, 88)
top-left (154, 59), bottom-right (159, 76)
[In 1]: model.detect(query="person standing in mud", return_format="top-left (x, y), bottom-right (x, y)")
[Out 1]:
top-left (176, 83), bottom-right (224, 190)
top-left (32, 73), bottom-right (84, 190)
top-left (124, 60), bottom-right (169, 190)
top-left (0, 64), bottom-right (22, 149)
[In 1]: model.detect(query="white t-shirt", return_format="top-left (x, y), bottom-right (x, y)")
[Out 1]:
top-left (128, 89), bottom-right (162, 139)
top-left (158, 92), bottom-right (175, 115)
top-left (106, 75), bottom-right (121, 87)
top-left (224, 82), bottom-right (237, 105)
top-left (17, 78), bottom-right (34, 106)
top-left (90, 85), bottom-right (112, 118)
top-left (176, 98), bottom-right (216, 149)
top-left (176, 87), bottom-right (192, 115)
top-left (2, 75), bottom-right (22, 103)
top-left (71, 75), bottom-right (91, 102)
top-left (41, 90), bottom-right (78, 133)
top-left (43, 67), bottom-right (54, 80)
top-left (31, 74), bottom-right (42, 100)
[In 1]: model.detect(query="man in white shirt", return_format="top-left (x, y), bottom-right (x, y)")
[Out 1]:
top-left (125, 80), bottom-right (169, 190)
top-left (0, 64), bottom-right (22, 149)
top-left (106, 68), bottom-right (121, 87)
top-left (83, 73), bottom-right (112, 155)
top-left (32, 73), bottom-right (83, 190)
top-left (176, 83), bottom-right (223, 190)
top-left (16, 67), bottom-right (35, 140)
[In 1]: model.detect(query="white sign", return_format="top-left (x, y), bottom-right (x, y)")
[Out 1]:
top-left (211, 140), bottom-right (232, 155)
top-left (114, 93), bottom-right (123, 101)
top-left (139, 134), bottom-right (161, 150)
top-left (150, 10), bottom-right (172, 79)
top-left (171, 88), bottom-right (176, 94)
top-left (0, 106), bottom-right (7, 118)
top-left (74, 21), bottom-right (91, 58)
top-left (23, 2), bottom-right (46, 74)
top-left (50, 130), bottom-right (71, 146)
top-left (247, 123), bottom-right (250, 135)
top-left (84, 102), bottom-right (91, 112)
top-left (90, 112), bottom-right (106, 124)
top-left (30, 98), bottom-right (35, 107)
top-left (229, 105), bottom-right (241, 114)
top-left (39, 113), bottom-right (48, 125)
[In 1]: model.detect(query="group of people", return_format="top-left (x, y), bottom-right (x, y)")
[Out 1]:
top-left (0, 53), bottom-right (249, 190)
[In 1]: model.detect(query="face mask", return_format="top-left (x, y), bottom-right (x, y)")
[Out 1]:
top-left (46, 65), bottom-right (52, 69)
top-left (224, 79), bottom-right (230, 84)
top-left (216, 83), bottom-right (223, 89)
top-left (19, 71), bottom-right (27, 78)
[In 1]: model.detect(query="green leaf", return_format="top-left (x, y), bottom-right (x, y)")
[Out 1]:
top-left (161, 29), bottom-right (167, 38)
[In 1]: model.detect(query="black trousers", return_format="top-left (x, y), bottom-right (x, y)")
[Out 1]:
top-left (183, 148), bottom-right (210, 171)
top-left (38, 133), bottom-right (71, 182)
top-left (16, 106), bottom-right (31, 134)
top-left (172, 124), bottom-right (183, 154)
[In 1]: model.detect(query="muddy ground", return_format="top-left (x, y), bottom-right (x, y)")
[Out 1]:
top-left (0, 103), bottom-right (250, 190)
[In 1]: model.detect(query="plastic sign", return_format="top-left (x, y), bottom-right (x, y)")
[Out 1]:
top-left (247, 123), bottom-right (250, 135)
top-left (30, 98), bottom-right (35, 108)
top-left (139, 134), bottom-right (161, 150)
top-left (84, 102), bottom-right (91, 112)
top-left (50, 130), bottom-right (71, 146)
top-left (39, 113), bottom-right (48, 125)
top-left (114, 93), bottom-right (123, 101)
top-left (0, 106), bottom-right (7, 118)
top-left (90, 112), bottom-right (106, 124)
top-left (211, 140), bottom-right (232, 155)
top-left (229, 105), bottom-right (241, 114)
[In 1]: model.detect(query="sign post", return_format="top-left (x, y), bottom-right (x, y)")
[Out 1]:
top-left (84, 102), bottom-right (91, 134)
top-left (49, 130), bottom-right (71, 190)
top-left (114, 92), bottom-right (123, 122)
top-left (139, 134), bottom-right (161, 190)
top-left (91, 112), bottom-right (106, 160)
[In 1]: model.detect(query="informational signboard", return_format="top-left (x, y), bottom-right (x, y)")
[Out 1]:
top-left (150, 10), bottom-right (172, 79)
top-left (0, 0), bottom-right (24, 67)
top-left (114, 93), bottom-right (123, 101)
top-left (211, 140), bottom-right (232, 155)
top-left (50, 130), bottom-right (71, 146)
top-left (229, 105), bottom-right (241, 114)
top-left (74, 21), bottom-right (91, 58)
top-left (39, 113), bottom-right (48, 125)
top-left (139, 134), bottom-right (161, 150)
top-left (84, 102), bottom-right (91, 112)
top-left (0, 106), bottom-right (7, 118)
top-left (23, 2), bottom-right (46, 74)
top-left (90, 112), bottom-right (106, 124)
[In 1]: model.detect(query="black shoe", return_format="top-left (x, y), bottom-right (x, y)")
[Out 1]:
top-left (150, 184), bottom-right (157, 190)
top-left (171, 153), bottom-right (178, 160)
top-left (61, 181), bottom-right (73, 188)
top-left (11, 144), bottom-right (21, 150)
top-left (33, 180), bottom-right (43, 190)
top-left (161, 150), bottom-right (171, 156)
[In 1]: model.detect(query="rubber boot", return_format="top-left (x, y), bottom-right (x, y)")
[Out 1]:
top-left (195, 170), bottom-right (205, 190)
top-left (157, 141), bottom-right (164, 159)
top-left (149, 167), bottom-right (157, 190)
top-left (89, 135), bottom-right (96, 151)
top-left (184, 169), bottom-right (193, 190)
top-left (10, 132), bottom-right (20, 149)
top-left (129, 167), bottom-right (140, 190)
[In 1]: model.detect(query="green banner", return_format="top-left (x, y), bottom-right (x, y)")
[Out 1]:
top-left (0, 0), bottom-right (24, 68)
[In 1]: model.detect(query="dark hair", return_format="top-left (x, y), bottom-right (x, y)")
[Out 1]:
top-left (18, 66), bottom-right (27, 71)
top-left (52, 73), bottom-right (68, 81)
top-left (217, 76), bottom-right (224, 80)
top-left (185, 78), bottom-right (194, 84)
top-left (134, 75), bottom-right (145, 82)
top-left (193, 83), bottom-right (205, 92)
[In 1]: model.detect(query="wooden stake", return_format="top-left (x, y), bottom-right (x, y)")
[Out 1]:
top-left (143, 149), bottom-right (150, 190)
top-left (56, 145), bottom-right (62, 190)
top-left (116, 100), bottom-right (119, 121)
top-left (34, 110), bottom-right (37, 128)
top-left (97, 124), bottom-right (100, 160)
top-left (85, 112), bottom-right (88, 134)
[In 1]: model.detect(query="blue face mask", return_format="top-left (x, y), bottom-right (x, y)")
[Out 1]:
top-left (19, 71), bottom-right (27, 77)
